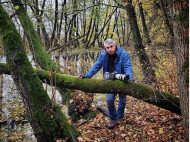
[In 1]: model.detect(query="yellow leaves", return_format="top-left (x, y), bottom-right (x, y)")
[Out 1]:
top-left (119, 126), bottom-right (125, 131)
top-left (96, 112), bottom-right (103, 120)
top-left (78, 136), bottom-right (92, 141)
top-left (159, 127), bottom-right (164, 134)
top-left (67, 119), bottom-right (72, 125)
top-left (48, 71), bottom-right (52, 77)
top-left (77, 137), bottom-right (84, 141)
top-left (14, 6), bottom-right (19, 10)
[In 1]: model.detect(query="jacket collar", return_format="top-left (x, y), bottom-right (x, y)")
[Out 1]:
top-left (115, 46), bottom-right (123, 57)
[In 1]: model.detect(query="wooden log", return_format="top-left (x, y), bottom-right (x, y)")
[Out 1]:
top-left (0, 63), bottom-right (181, 115)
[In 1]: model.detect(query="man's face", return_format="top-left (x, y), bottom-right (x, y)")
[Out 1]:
top-left (105, 43), bottom-right (116, 55)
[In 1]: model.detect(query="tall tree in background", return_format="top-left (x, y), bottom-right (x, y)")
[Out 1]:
top-left (159, 0), bottom-right (174, 50)
top-left (50, 0), bottom-right (58, 48)
top-left (64, 0), bottom-right (68, 46)
top-left (30, 0), bottom-right (51, 50)
top-left (122, 0), bottom-right (157, 85)
top-left (170, 0), bottom-right (189, 140)
top-left (138, 1), bottom-right (151, 45)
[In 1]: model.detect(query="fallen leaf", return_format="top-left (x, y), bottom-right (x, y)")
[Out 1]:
top-left (159, 128), bottom-right (164, 134)
top-left (67, 120), bottom-right (72, 125)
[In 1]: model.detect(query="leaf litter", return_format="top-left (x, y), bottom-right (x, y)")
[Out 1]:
top-left (74, 96), bottom-right (186, 142)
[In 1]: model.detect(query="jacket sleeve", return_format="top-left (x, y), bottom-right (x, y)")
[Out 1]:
top-left (84, 52), bottom-right (103, 78)
top-left (122, 52), bottom-right (134, 81)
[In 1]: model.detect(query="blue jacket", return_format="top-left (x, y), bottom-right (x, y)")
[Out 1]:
top-left (84, 46), bottom-right (134, 81)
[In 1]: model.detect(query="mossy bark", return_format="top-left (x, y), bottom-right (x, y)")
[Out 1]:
top-left (35, 69), bottom-right (181, 115)
top-left (0, 4), bottom-right (77, 142)
top-left (11, 0), bottom-right (59, 72)
top-left (10, 0), bottom-right (75, 105)
top-left (0, 63), bottom-right (181, 115)
top-left (11, 0), bottom-right (79, 119)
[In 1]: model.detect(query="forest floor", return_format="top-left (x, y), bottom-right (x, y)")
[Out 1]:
top-left (74, 96), bottom-right (186, 142)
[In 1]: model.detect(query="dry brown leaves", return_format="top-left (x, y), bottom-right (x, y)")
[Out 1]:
top-left (69, 91), bottom-right (94, 113)
top-left (75, 96), bottom-right (186, 142)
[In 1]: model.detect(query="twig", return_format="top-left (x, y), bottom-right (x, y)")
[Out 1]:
top-left (75, 120), bottom-right (89, 128)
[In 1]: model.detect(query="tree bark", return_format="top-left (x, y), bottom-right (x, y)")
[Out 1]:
top-left (11, 0), bottom-right (59, 72)
top-left (0, 4), bottom-right (78, 141)
top-left (170, 0), bottom-right (189, 140)
top-left (50, 0), bottom-right (58, 48)
top-left (0, 75), bottom-right (3, 120)
top-left (57, 2), bottom-right (65, 41)
top-left (159, 0), bottom-right (174, 50)
top-left (111, 8), bottom-right (119, 39)
top-left (64, 0), bottom-right (68, 46)
top-left (138, 2), bottom-right (151, 45)
top-left (89, 8), bottom-right (117, 48)
top-left (39, 0), bottom-right (51, 50)
top-left (125, 0), bottom-right (157, 85)
top-left (0, 63), bottom-right (181, 116)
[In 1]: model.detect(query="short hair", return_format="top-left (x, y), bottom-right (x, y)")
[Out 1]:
top-left (104, 39), bottom-right (116, 47)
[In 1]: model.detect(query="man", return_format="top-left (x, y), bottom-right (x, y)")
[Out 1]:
top-left (81, 39), bottom-right (134, 129)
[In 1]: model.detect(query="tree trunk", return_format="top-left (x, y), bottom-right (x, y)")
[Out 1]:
top-left (159, 0), bottom-right (174, 50)
top-left (57, 2), bottom-right (65, 40)
top-left (11, 0), bottom-right (59, 72)
top-left (12, 0), bottom-right (92, 125)
top-left (170, 0), bottom-right (189, 140)
top-left (72, 0), bottom-right (79, 48)
top-left (40, 19), bottom-right (51, 50)
top-left (111, 8), bottom-right (119, 39)
top-left (84, 3), bottom-right (94, 47)
top-left (82, 0), bottom-right (86, 44)
top-left (0, 63), bottom-right (181, 116)
top-left (138, 2), bottom-right (151, 45)
top-left (0, 75), bottom-right (3, 120)
top-left (36, 69), bottom-right (181, 116)
top-left (50, 0), bottom-right (58, 48)
top-left (64, 0), bottom-right (68, 46)
top-left (29, 0), bottom-right (51, 50)
top-left (0, 4), bottom-right (78, 141)
top-left (89, 8), bottom-right (117, 48)
top-left (125, 1), bottom-right (157, 85)
top-left (40, 0), bottom-right (51, 50)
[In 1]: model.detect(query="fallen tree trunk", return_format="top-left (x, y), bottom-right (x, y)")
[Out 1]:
top-left (0, 63), bottom-right (181, 115)
top-left (36, 69), bottom-right (181, 116)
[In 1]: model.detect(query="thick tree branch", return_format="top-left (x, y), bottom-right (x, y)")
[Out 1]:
top-left (0, 63), bottom-right (181, 115)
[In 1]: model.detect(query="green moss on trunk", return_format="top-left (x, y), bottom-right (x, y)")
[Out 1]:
top-left (11, 0), bottom-right (60, 72)
top-left (35, 69), bottom-right (181, 115)
top-left (0, 4), bottom-right (77, 141)
top-left (0, 63), bottom-right (181, 116)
